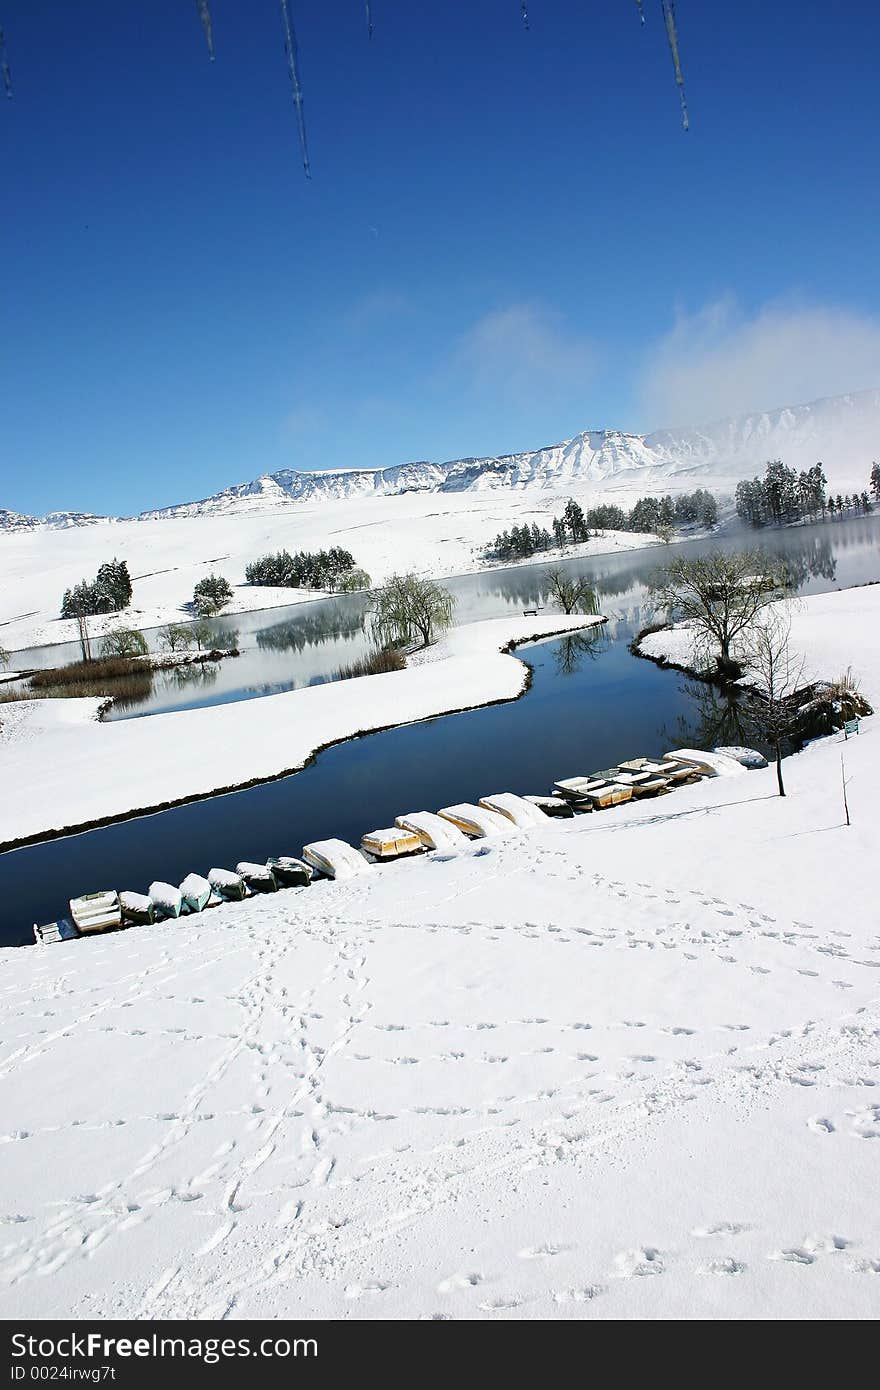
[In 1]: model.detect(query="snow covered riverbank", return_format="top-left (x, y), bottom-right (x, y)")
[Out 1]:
top-left (0, 688), bottom-right (877, 1319)
top-left (0, 614), bottom-right (599, 849)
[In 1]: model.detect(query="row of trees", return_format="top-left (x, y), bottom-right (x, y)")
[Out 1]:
top-left (244, 547), bottom-right (369, 592)
top-left (60, 559), bottom-right (133, 618)
top-left (486, 490), bottom-right (719, 562)
top-left (735, 460), bottom-right (876, 528)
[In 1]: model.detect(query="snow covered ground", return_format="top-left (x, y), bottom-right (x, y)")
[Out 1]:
top-left (0, 489), bottom-right (672, 654)
top-left (0, 586), bottom-right (877, 1320)
top-left (0, 614), bottom-right (598, 849)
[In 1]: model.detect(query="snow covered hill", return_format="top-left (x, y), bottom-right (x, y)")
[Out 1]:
top-left (4, 389), bottom-right (878, 532)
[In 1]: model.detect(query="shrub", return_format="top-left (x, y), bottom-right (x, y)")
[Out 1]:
top-left (333, 646), bottom-right (406, 681)
top-left (192, 574), bottom-right (233, 616)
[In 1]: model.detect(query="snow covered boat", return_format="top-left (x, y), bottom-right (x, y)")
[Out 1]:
top-left (437, 803), bottom-right (518, 838)
top-left (610, 770), bottom-right (655, 786)
top-left (665, 749), bottom-right (747, 778)
top-left (266, 855), bottom-right (313, 887)
top-left (180, 873), bottom-right (213, 912)
top-left (582, 784), bottom-right (634, 809)
top-left (395, 811), bottom-right (470, 851)
top-left (119, 891), bottom-right (156, 925)
top-left (236, 861), bottom-right (278, 893)
top-left (713, 745), bottom-right (768, 769)
top-left (69, 890), bottom-right (122, 934)
top-left (552, 776), bottom-right (612, 800)
top-left (149, 881), bottom-right (184, 919)
top-left (477, 793), bottom-right (548, 828)
top-left (208, 867), bottom-right (247, 901)
top-left (33, 917), bottom-right (79, 946)
top-left (524, 794), bottom-right (574, 818)
top-left (360, 827), bottom-right (422, 860)
top-left (617, 776), bottom-right (670, 797)
top-left (302, 838), bottom-right (371, 880)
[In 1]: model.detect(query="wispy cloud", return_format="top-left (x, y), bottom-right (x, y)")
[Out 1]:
top-left (641, 296), bottom-right (880, 429)
top-left (340, 288), bottom-right (411, 335)
top-left (452, 302), bottom-right (597, 403)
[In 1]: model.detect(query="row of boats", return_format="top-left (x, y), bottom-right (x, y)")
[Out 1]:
top-left (33, 745), bottom-right (765, 945)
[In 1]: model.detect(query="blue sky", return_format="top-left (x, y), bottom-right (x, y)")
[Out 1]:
top-left (2, 0), bottom-right (880, 515)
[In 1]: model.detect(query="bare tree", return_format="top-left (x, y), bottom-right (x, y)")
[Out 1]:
top-left (546, 569), bottom-right (599, 616)
top-left (742, 607), bottom-right (805, 797)
top-left (0, 642), bottom-right (9, 670)
top-left (370, 573), bottom-right (455, 650)
top-left (159, 624), bottom-right (193, 654)
top-left (650, 549), bottom-right (789, 676)
top-left (74, 609), bottom-right (92, 663)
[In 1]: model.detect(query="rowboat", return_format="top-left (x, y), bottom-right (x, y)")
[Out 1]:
top-left (477, 793), bottom-right (548, 828)
top-left (523, 794), bottom-right (574, 818)
top-left (149, 881), bottom-right (184, 919)
top-left (119, 891), bottom-right (156, 925)
top-left (582, 784), bottom-right (634, 809)
top-left (713, 745), bottom-right (768, 769)
top-left (33, 917), bottom-right (79, 945)
top-left (69, 890), bottom-right (122, 934)
top-left (437, 803), bottom-right (518, 838)
top-left (360, 827), bottom-right (422, 860)
top-left (394, 811), bottom-right (470, 851)
top-left (665, 749), bottom-right (747, 778)
top-left (180, 872), bottom-right (213, 912)
top-left (302, 839), bottom-right (371, 880)
top-left (208, 867), bottom-right (248, 901)
top-left (236, 861), bottom-right (278, 893)
top-left (266, 855), bottom-right (313, 887)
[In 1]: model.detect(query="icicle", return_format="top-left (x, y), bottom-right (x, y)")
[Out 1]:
top-left (279, 0), bottom-right (312, 179)
top-left (520, 2), bottom-right (530, 31)
top-left (365, 3), bottom-right (373, 40)
top-left (660, 0), bottom-right (688, 130)
top-left (634, 0), bottom-right (646, 24)
top-left (0, 27), bottom-right (12, 100)
top-left (196, 2), bottom-right (215, 62)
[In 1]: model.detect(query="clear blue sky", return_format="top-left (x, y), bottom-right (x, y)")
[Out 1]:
top-left (2, 1), bottom-right (879, 515)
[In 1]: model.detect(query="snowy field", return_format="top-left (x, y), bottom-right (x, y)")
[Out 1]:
top-left (0, 614), bottom-right (597, 848)
top-left (0, 488), bottom-right (668, 654)
top-left (0, 586), bottom-right (878, 1320)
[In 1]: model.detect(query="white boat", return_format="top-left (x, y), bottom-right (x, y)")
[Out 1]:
top-left (610, 770), bottom-right (654, 786)
top-left (713, 745), bottom-right (768, 769)
top-left (149, 881), bottom-right (184, 918)
top-left (33, 917), bottom-right (79, 945)
top-left (69, 890), bottom-right (122, 934)
top-left (267, 855), bottom-right (312, 887)
top-left (619, 757), bottom-right (683, 776)
top-left (523, 794), bottom-right (574, 818)
top-left (119, 890), bottom-right (156, 925)
top-left (395, 811), bottom-right (470, 851)
top-left (180, 873), bottom-right (213, 912)
top-left (582, 784), bottom-right (634, 809)
top-left (437, 803), bottom-right (518, 838)
top-left (665, 748), bottom-right (747, 778)
top-left (236, 861), bottom-right (278, 893)
top-left (617, 775), bottom-right (670, 797)
top-left (553, 776), bottom-right (611, 799)
top-left (302, 838), bottom-right (371, 880)
top-left (208, 867), bottom-right (248, 901)
top-left (477, 793), bottom-right (548, 828)
top-left (360, 826), bottom-right (422, 859)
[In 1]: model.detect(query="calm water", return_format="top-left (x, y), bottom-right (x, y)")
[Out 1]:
top-left (1, 515), bottom-right (877, 947)
top-left (9, 515), bottom-right (879, 720)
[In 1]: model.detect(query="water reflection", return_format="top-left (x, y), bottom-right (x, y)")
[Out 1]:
top-left (552, 627), bottom-right (607, 676)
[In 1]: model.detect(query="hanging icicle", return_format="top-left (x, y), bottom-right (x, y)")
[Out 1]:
top-left (196, 1), bottom-right (215, 62)
top-left (634, 0), bottom-right (646, 25)
top-left (0, 27), bottom-right (12, 99)
top-left (520, 3), bottom-right (530, 31)
top-left (365, 3), bottom-right (374, 41)
top-left (660, 0), bottom-right (688, 130)
top-left (279, 0), bottom-right (312, 178)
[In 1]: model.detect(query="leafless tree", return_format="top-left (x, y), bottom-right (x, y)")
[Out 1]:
top-left (650, 549), bottom-right (789, 676)
top-left (546, 569), bottom-right (599, 616)
top-left (742, 607), bottom-right (806, 797)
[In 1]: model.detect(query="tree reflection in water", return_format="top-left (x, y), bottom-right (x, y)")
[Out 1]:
top-left (551, 627), bottom-right (607, 676)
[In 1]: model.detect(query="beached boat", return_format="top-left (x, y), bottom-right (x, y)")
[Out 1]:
top-left (610, 770), bottom-right (655, 786)
top-left (665, 748), bottom-right (747, 778)
top-left (361, 827), bottom-right (422, 860)
top-left (69, 890), bottom-right (122, 934)
top-left (617, 775), bottom-right (670, 797)
top-left (553, 776), bottom-right (613, 799)
top-left (713, 745), bottom-right (768, 769)
top-left (582, 784), bottom-right (634, 809)
top-left (149, 881), bottom-right (184, 919)
top-left (437, 803), bottom-right (518, 838)
top-left (266, 855), bottom-right (312, 887)
top-left (302, 839), bottom-right (371, 880)
top-left (33, 917), bottom-right (79, 946)
top-left (394, 811), bottom-right (470, 851)
top-left (477, 793), bottom-right (548, 828)
top-left (119, 890), bottom-right (156, 925)
top-left (523, 794), bottom-right (574, 818)
top-left (236, 861), bottom-right (278, 893)
top-left (180, 873), bottom-right (213, 912)
top-left (208, 867), bottom-right (248, 901)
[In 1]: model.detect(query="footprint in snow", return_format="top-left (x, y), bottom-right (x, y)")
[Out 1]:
top-left (613, 1247), bottom-right (664, 1278)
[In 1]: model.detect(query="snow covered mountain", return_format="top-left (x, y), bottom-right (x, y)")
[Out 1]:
top-left (3, 389), bottom-right (878, 531)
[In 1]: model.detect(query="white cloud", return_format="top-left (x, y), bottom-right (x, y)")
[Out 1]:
top-left (453, 302), bottom-right (596, 402)
top-left (641, 297), bottom-right (880, 429)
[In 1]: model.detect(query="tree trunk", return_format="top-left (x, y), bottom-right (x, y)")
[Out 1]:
top-left (775, 739), bottom-right (785, 797)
